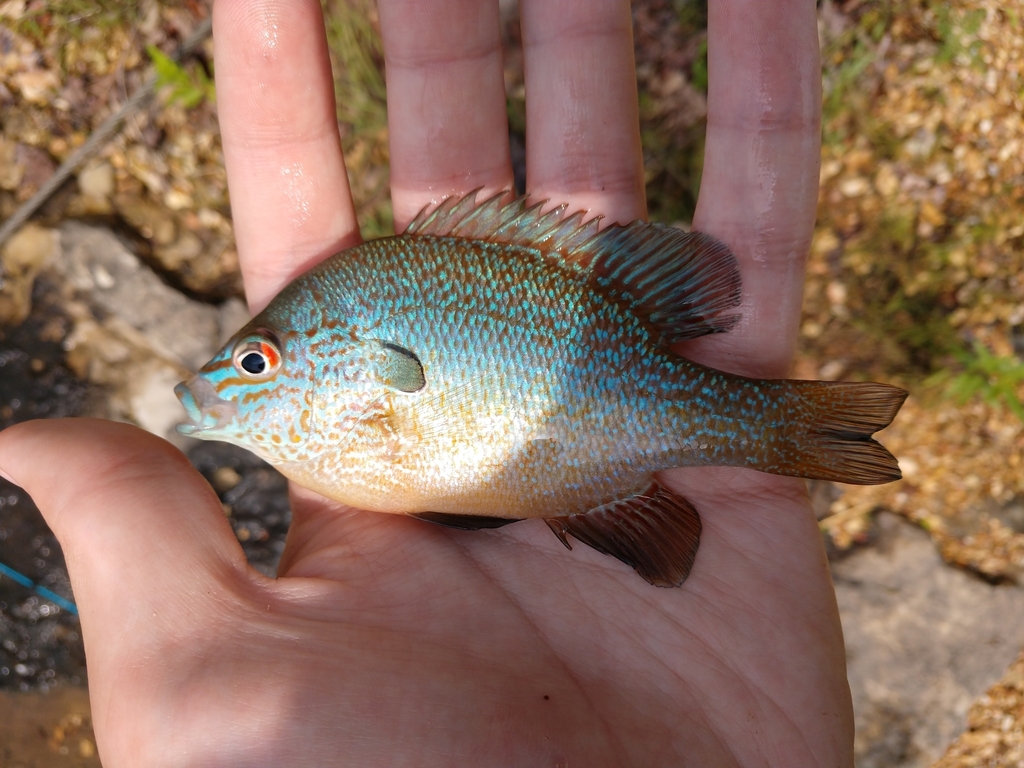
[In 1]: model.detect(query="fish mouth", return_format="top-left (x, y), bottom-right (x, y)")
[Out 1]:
top-left (174, 376), bottom-right (238, 436)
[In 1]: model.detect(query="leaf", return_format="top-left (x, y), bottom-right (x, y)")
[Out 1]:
top-left (146, 44), bottom-right (214, 109)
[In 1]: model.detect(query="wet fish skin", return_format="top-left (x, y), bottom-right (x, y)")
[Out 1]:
top-left (176, 192), bottom-right (906, 586)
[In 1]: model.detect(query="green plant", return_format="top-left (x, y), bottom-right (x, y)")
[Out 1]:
top-left (323, 0), bottom-right (392, 235)
top-left (928, 343), bottom-right (1024, 421)
top-left (11, 0), bottom-right (131, 44)
top-left (324, 0), bottom-right (388, 136)
top-left (823, 40), bottom-right (875, 128)
top-left (690, 38), bottom-right (708, 94)
top-left (934, 5), bottom-right (985, 66)
top-left (147, 45), bottom-right (215, 109)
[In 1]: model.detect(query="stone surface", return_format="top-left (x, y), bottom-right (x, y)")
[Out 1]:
top-left (128, 364), bottom-right (191, 440)
top-left (217, 296), bottom-right (250, 345)
top-left (0, 224), bottom-right (59, 325)
top-left (55, 222), bottom-right (218, 371)
top-left (42, 222), bottom-right (239, 444)
top-left (834, 513), bottom-right (1024, 767)
top-left (76, 161), bottom-right (114, 200)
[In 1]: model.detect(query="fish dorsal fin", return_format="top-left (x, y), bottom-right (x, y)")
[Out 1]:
top-left (405, 191), bottom-right (741, 345)
top-left (545, 480), bottom-right (702, 587)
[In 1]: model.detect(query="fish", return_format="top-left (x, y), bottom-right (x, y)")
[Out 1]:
top-left (176, 191), bottom-right (907, 587)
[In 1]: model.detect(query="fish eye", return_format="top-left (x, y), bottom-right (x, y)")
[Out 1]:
top-left (232, 332), bottom-right (282, 380)
top-left (240, 351), bottom-right (268, 375)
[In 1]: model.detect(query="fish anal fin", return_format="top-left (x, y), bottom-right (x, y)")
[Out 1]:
top-left (404, 191), bottom-right (741, 346)
top-left (411, 511), bottom-right (522, 530)
top-left (545, 480), bottom-right (702, 587)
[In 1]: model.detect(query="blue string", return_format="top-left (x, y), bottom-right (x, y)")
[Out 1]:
top-left (0, 560), bottom-right (78, 615)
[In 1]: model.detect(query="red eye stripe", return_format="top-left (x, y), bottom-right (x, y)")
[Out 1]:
top-left (260, 341), bottom-right (281, 371)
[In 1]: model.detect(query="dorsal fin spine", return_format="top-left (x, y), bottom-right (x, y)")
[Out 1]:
top-left (403, 191), bottom-right (742, 345)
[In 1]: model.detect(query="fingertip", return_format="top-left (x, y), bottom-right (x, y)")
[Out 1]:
top-left (379, 0), bottom-right (515, 231)
top-left (213, 0), bottom-right (359, 309)
top-left (692, 0), bottom-right (821, 376)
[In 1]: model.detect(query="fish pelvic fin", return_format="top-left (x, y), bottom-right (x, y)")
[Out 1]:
top-left (411, 512), bottom-right (523, 530)
top-left (771, 381), bottom-right (908, 485)
top-left (545, 480), bottom-right (702, 587)
top-left (405, 190), bottom-right (742, 345)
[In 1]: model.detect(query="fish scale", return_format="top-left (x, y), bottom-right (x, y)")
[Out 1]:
top-left (177, 192), bottom-right (906, 587)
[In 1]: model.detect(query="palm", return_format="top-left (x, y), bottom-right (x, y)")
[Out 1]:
top-left (0, 0), bottom-right (849, 765)
top-left (61, 464), bottom-right (842, 765)
top-left (276, 470), bottom-right (846, 765)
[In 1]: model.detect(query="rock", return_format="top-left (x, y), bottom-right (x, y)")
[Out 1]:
top-left (153, 230), bottom-right (202, 270)
top-left (833, 513), bottom-right (1024, 767)
top-left (0, 137), bottom-right (23, 190)
top-left (11, 69), bottom-right (59, 104)
top-left (14, 143), bottom-right (55, 200)
top-left (76, 161), bottom-right (114, 200)
top-left (127, 363), bottom-right (191, 441)
top-left (55, 222), bottom-right (218, 371)
top-left (0, 224), bottom-right (58, 325)
top-left (49, 223), bottom-right (224, 444)
top-left (114, 195), bottom-right (177, 245)
top-left (217, 296), bottom-right (250, 345)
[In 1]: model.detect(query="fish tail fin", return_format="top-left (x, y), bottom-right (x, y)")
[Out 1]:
top-left (773, 381), bottom-right (907, 485)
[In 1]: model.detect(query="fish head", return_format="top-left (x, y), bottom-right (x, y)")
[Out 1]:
top-left (175, 313), bottom-right (331, 461)
top-left (176, 303), bottom-right (425, 467)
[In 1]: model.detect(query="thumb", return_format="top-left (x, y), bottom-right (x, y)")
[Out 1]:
top-left (0, 419), bottom-right (256, 662)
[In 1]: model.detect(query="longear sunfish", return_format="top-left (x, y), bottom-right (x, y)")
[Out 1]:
top-left (176, 192), bottom-right (907, 586)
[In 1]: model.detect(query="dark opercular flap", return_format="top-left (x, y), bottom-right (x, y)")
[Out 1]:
top-left (545, 480), bottom-right (702, 587)
top-left (411, 512), bottom-right (523, 530)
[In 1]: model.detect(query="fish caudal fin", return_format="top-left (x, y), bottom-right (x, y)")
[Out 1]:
top-left (774, 381), bottom-right (908, 485)
top-left (546, 480), bottom-right (702, 587)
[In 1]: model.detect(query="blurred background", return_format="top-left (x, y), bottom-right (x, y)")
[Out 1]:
top-left (0, 0), bottom-right (1022, 764)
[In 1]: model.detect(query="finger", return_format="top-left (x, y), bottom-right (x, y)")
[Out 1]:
top-left (520, 0), bottom-right (645, 223)
top-left (689, 0), bottom-right (822, 377)
top-left (0, 420), bottom-right (253, 655)
top-left (378, 0), bottom-right (514, 230)
top-left (214, 0), bottom-right (360, 312)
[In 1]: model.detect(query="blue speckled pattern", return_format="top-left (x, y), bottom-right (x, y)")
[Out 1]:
top-left (176, 193), bottom-right (906, 522)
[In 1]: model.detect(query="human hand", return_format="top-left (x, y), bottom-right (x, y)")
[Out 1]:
top-left (0, 1), bottom-right (845, 765)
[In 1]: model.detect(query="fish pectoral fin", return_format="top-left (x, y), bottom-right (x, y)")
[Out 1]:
top-left (376, 341), bottom-right (426, 393)
top-left (411, 511), bottom-right (523, 530)
top-left (545, 480), bottom-right (702, 587)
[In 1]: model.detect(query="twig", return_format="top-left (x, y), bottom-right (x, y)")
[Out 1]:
top-left (0, 16), bottom-right (213, 252)
top-left (818, 500), bottom-right (878, 531)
